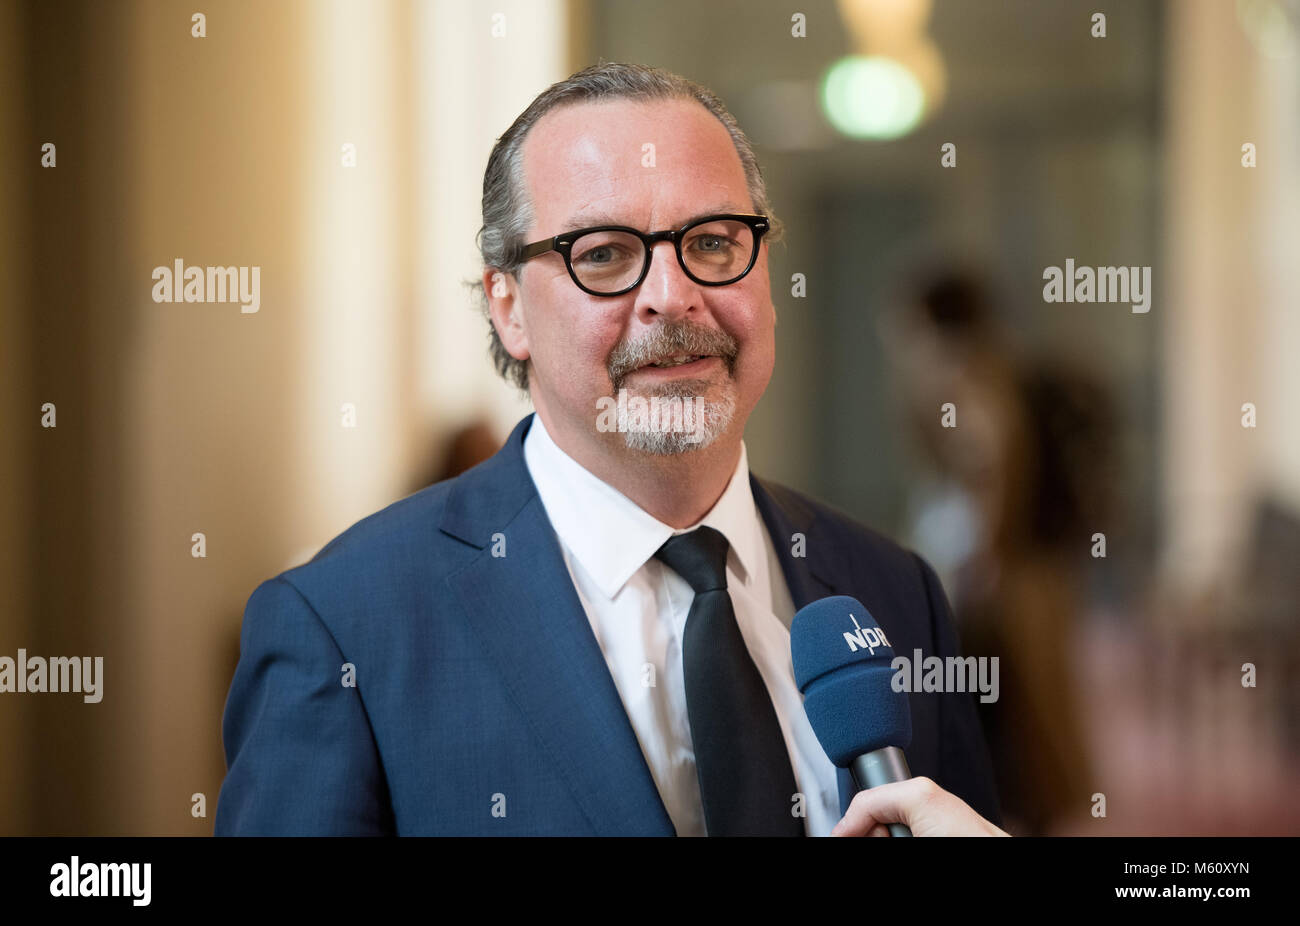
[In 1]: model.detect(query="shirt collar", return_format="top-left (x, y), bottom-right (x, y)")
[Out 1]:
top-left (522, 413), bottom-right (764, 600)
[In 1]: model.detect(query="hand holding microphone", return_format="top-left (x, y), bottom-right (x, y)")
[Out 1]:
top-left (830, 776), bottom-right (1009, 837)
top-left (791, 595), bottom-right (1007, 837)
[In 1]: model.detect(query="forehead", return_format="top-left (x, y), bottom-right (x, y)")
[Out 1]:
top-left (519, 97), bottom-right (753, 232)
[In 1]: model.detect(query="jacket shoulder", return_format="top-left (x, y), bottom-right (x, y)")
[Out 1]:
top-left (268, 474), bottom-right (477, 613)
top-left (755, 476), bottom-right (924, 578)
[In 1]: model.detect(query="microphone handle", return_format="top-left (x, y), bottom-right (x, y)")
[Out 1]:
top-left (850, 746), bottom-right (913, 837)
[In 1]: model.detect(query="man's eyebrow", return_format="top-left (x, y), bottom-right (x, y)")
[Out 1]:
top-left (560, 204), bottom-right (749, 230)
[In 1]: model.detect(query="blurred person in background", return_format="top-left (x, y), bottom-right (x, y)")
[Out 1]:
top-left (884, 268), bottom-right (1116, 834)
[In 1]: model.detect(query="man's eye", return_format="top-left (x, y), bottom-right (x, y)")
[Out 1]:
top-left (575, 245), bottom-right (626, 265)
top-left (691, 235), bottom-right (734, 252)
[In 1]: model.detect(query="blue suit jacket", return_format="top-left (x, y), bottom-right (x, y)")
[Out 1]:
top-left (216, 413), bottom-right (1001, 835)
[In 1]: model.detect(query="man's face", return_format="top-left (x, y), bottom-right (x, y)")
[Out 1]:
top-left (487, 97), bottom-right (776, 456)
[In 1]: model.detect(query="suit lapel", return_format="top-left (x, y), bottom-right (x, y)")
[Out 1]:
top-left (750, 475), bottom-right (860, 817)
top-left (750, 474), bottom-right (838, 618)
top-left (440, 415), bottom-right (674, 835)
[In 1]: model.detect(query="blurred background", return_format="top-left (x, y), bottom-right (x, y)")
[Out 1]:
top-left (0, 0), bottom-right (1296, 836)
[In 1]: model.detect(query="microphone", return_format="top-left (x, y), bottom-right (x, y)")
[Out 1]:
top-left (791, 596), bottom-right (914, 837)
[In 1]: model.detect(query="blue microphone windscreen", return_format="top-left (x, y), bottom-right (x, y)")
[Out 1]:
top-left (791, 596), bottom-right (912, 767)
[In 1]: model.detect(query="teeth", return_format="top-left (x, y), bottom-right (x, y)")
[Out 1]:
top-left (650, 354), bottom-right (702, 368)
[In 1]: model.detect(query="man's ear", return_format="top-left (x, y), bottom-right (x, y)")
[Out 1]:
top-left (483, 267), bottom-right (531, 363)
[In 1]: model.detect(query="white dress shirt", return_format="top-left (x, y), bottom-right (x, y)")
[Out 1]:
top-left (522, 413), bottom-right (841, 836)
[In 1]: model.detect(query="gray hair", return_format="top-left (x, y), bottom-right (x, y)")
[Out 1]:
top-left (469, 61), bottom-right (785, 392)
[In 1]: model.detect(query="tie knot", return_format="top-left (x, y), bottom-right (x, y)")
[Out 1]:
top-left (653, 525), bottom-right (730, 593)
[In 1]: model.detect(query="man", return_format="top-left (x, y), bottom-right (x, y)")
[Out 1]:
top-left (216, 62), bottom-right (1005, 837)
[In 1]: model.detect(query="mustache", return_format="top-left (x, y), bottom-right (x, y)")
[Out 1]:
top-left (607, 320), bottom-right (740, 390)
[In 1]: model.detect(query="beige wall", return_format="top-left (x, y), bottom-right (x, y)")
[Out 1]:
top-left (123, 0), bottom-right (325, 835)
top-left (1, 0), bottom-right (140, 835)
top-left (1, 0), bottom-right (563, 835)
top-left (0, 0), bottom-right (34, 834)
top-left (1162, 0), bottom-right (1300, 601)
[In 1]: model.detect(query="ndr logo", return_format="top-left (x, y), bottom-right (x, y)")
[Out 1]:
top-left (844, 614), bottom-right (891, 655)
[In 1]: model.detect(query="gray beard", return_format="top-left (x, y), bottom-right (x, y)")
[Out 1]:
top-left (619, 387), bottom-right (736, 455)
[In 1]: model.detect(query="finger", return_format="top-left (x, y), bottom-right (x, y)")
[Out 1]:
top-left (831, 797), bottom-right (883, 836)
top-left (842, 777), bottom-right (938, 833)
top-left (868, 823), bottom-right (891, 837)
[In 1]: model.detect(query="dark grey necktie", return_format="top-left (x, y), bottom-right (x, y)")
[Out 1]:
top-left (654, 526), bottom-right (804, 836)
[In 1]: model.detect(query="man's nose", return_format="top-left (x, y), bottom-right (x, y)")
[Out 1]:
top-left (633, 240), bottom-right (701, 321)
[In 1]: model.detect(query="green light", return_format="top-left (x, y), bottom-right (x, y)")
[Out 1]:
top-left (821, 55), bottom-right (926, 141)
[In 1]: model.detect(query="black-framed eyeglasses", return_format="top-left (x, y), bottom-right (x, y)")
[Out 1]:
top-left (518, 213), bottom-right (769, 297)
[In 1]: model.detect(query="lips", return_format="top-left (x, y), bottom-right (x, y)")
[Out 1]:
top-left (637, 353), bottom-right (713, 370)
